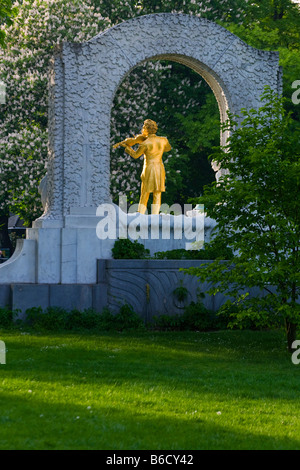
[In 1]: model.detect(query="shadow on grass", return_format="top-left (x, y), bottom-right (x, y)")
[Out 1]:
top-left (0, 330), bottom-right (299, 450)
top-left (1, 330), bottom-right (298, 395)
top-left (0, 391), bottom-right (299, 450)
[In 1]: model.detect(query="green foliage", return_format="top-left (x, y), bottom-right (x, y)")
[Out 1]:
top-left (173, 281), bottom-right (188, 303)
top-left (112, 237), bottom-right (234, 261)
top-left (153, 297), bottom-right (226, 331)
top-left (0, 296), bottom-right (276, 335)
top-left (89, 0), bottom-right (250, 26)
top-left (0, 124), bottom-right (48, 224)
top-left (180, 300), bottom-right (216, 331)
top-left (0, 0), bottom-right (18, 48)
top-left (172, 93), bottom-right (220, 200)
top-left (23, 303), bottom-right (144, 332)
top-left (25, 306), bottom-right (68, 331)
top-left (152, 298), bottom-right (263, 332)
top-left (242, 0), bottom-right (300, 46)
top-left (226, 0), bottom-right (300, 124)
top-left (112, 238), bottom-right (150, 259)
top-left (184, 88), bottom-right (300, 351)
top-left (24, 303), bottom-right (144, 332)
top-left (111, 237), bottom-right (234, 260)
top-left (217, 299), bottom-right (281, 331)
top-left (152, 314), bottom-right (182, 330)
top-left (0, 306), bottom-right (17, 329)
top-left (0, 0), bottom-right (111, 225)
top-left (107, 303), bottom-right (144, 330)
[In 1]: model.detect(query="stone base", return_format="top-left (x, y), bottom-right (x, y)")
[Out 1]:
top-left (0, 206), bottom-right (216, 285)
top-left (98, 259), bottom-right (264, 321)
top-left (0, 258), bottom-right (274, 322)
top-left (0, 283), bottom-right (107, 320)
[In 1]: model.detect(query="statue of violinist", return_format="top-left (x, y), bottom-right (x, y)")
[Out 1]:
top-left (113, 119), bottom-right (171, 215)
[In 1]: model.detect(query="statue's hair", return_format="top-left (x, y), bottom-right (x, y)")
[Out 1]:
top-left (143, 119), bottom-right (158, 134)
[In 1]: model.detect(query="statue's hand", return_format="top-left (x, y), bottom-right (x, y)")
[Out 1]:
top-left (113, 142), bottom-right (129, 149)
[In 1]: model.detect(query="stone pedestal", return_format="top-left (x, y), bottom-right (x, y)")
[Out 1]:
top-left (0, 204), bottom-right (213, 285)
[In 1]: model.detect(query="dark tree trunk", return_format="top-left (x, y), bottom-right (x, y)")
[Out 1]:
top-left (0, 214), bottom-right (13, 256)
top-left (272, 0), bottom-right (285, 20)
top-left (286, 320), bottom-right (297, 353)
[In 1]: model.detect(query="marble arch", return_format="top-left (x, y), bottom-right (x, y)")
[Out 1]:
top-left (0, 13), bottom-right (282, 290)
top-left (43, 13), bottom-right (281, 221)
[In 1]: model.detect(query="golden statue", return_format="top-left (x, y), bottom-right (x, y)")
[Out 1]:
top-left (113, 119), bottom-right (171, 214)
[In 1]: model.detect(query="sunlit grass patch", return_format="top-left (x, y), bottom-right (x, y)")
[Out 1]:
top-left (0, 329), bottom-right (299, 450)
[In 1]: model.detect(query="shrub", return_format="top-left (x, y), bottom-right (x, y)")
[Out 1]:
top-left (152, 314), bottom-right (182, 330)
top-left (24, 303), bottom-right (144, 332)
top-left (216, 302), bottom-right (264, 331)
top-left (180, 301), bottom-right (216, 331)
top-left (65, 308), bottom-right (103, 331)
top-left (113, 303), bottom-right (144, 330)
top-left (152, 297), bottom-right (222, 331)
top-left (112, 238), bottom-right (150, 259)
top-left (0, 307), bottom-right (17, 329)
top-left (173, 281), bottom-right (189, 303)
top-left (25, 306), bottom-right (67, 331)
top-left (112, 238), bottom-right (233, 261)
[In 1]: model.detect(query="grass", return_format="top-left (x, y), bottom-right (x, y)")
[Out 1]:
top-left (0, 328), bottom-right (299, 450)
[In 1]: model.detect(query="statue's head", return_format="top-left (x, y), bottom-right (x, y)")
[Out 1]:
top-left (142, 119), bottom-right (158, 136)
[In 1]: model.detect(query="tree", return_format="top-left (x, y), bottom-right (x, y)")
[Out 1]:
top-left (185, 88), bottom-right (300, 353)
top-left (0, 0), bottom-right (18, 48)
top-left (0, 0), bottom-right (111, 250)
top-left (0, 0), bottom-right (19, 250)
top-left (227, 0), bottom-right (300, 123)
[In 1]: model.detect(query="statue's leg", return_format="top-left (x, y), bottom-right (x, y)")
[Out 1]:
top-left (152, 192), bottom-right (161, 215)
top-left (138, 188), bottom-right (150, 214)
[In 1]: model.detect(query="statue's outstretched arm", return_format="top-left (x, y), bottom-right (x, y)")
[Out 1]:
top-left (113, 134), bottom-right (146, 149)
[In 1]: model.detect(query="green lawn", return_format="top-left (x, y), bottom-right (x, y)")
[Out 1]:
top-left (0, 328), bottom-right (299, 450)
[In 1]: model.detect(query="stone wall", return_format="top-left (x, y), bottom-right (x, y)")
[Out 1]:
top-left (0, 259), bottom-right (227, 320)
top-left (0, 259), bottom-right (272, 321)
top-left (97, 259), bottom-right (265, 321)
